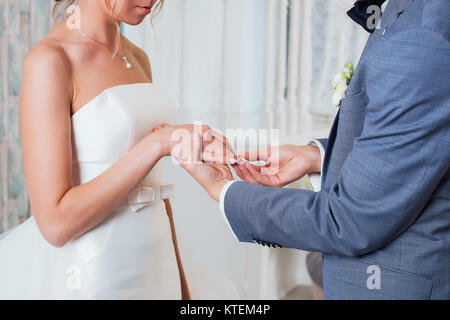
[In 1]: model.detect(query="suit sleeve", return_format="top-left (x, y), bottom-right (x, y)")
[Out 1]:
top-left (224, 27), bottom-right (450, 257)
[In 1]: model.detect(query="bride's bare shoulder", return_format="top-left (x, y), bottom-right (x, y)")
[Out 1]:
top-left (22, 24), bottom-right (74, 86)
top-left (24, 43), bottom-right (70, 70)
top-left (24, 28), bottom-right (72, 74)
top-left (21, 27), bottom-right (74, 104)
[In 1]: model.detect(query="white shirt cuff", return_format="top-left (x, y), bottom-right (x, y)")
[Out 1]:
top-left (307, 140), bottom-right (326, 192)
top-left (219, 180), bottom-right (239, 240)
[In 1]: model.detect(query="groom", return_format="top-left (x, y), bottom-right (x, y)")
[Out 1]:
top-left (177, 0), bottom-right (450, 299)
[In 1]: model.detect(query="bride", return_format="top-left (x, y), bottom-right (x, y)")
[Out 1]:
top-left (0, 0), bottom-right (233, 299)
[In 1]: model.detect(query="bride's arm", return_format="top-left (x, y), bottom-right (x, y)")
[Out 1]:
top-left (20, 44), bottom-right (173, 248)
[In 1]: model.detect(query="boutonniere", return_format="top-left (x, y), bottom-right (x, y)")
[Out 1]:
top-left (332, 62), bottom-right (355, 107)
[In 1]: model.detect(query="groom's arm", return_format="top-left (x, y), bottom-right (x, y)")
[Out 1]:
top-left (218, 138), bottom-right (327, 239)
top-left (221, 27), bottom-right (450, 256)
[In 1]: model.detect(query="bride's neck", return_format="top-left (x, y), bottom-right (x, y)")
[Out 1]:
top-left (76, 0), bottom-right (120, 49)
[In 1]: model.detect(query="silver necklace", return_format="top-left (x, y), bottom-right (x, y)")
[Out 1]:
top-left (76, 29), bottom-right (132, 69)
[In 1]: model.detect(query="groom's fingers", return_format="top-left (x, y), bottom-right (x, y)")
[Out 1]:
top-left (244, 163), bottom-right (264, 182)
top-left (237, 164), bottom-right (260, 184)
top-left (233, 164), bottom-right (245, 181)
top-left (239, 150), bottom-right (271, 162)
top-left (233, 164), bottom-right (249, 182)
top-left (245, 163), bottom-right (272, 185)
top-left (234, 164), bottom-right (256, 183)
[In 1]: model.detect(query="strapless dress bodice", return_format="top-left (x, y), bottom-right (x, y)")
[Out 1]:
top-left (71, 83), bottom-right (176, 186)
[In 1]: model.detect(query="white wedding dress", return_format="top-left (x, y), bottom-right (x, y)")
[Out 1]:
top-left (0, 83), bottom-right (189, 299)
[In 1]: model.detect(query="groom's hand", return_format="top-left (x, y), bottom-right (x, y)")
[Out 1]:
top-left (182, 161), bottom-right (234, 202)
top-left (177, 131), bottom-right (234, 201)
top-left (233, 145), bottom-right (321, 188)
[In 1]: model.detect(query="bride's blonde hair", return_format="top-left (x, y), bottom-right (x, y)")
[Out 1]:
top-left (52, 0), bottom-right (164, 55)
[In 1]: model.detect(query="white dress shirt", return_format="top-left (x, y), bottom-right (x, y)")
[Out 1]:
top-left (218, 0), bottom-right (390, 238)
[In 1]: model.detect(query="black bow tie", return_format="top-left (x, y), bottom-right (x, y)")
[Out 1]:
top-left (347, 0), bottom-right (387, 33)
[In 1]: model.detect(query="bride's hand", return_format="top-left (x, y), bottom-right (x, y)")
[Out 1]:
top-left (150, 126), bottom-right (180, 157)
top-left (201, 128), bottom-right (237, 165)
top-left (150, 123), bottom-right (209, 159)
top-left (152, 124), bottom-right (237, 164)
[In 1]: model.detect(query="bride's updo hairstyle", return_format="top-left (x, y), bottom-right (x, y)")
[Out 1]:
top-left (52, 0), bottom-right (76, 20)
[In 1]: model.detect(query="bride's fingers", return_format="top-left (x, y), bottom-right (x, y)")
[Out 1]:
top-left (202, 151), bottom-right (237, 165)
top-left (202, 151), bottom-right (217, 163)
top-left (203, 143), bottom-right (216, 153)
top-left (205, 130), bottom-right (235, 151)
top-left (177, 133), bottom-right (203, 165)
top-left (203, 140), bottom-right (237, 164)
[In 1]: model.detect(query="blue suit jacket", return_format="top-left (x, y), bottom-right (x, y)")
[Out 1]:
top-left (224, 0), bottom-right (450, 299)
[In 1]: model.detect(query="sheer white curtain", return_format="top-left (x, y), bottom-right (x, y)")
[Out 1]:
top-left (123, 0), bottom-right (266, 131)
top-left (123, 0), bottom-right (368, 299)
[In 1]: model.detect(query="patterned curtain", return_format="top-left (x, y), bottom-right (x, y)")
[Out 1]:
top-left (309, 0), bottom-right (368, 116)
top-left (0, 0), bottom-right (53, 233)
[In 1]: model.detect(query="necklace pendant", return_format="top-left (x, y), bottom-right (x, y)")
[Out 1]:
top-left (122, 56), bottom-right (132, 69)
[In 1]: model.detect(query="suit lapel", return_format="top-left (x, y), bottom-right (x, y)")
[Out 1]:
top-left (321, 109), bottom-right (340, 187)
top-left (380, 0), bottom-right (398, 29)
top-left (381, 0), bottom-right (413, 30)
top-left (362, 0), bottom-right (415, 52)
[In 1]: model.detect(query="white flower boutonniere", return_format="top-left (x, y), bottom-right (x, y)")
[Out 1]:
top-left (332, 62), bottom-right (355, 107)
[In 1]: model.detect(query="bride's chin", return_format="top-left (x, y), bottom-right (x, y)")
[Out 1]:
top-left (121, 16), bottom-right (147, 26)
